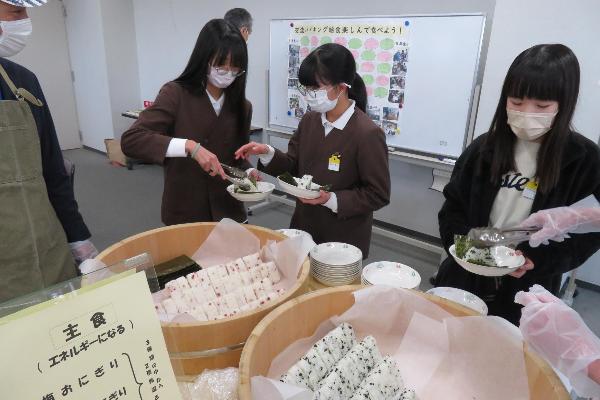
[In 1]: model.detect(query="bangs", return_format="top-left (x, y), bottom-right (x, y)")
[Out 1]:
top-left (212, 37), bottom-right (247, 69)
top-left (298, 51), bottom-right (330, 87)
top-left (505, 57), bottom-right (562, 101)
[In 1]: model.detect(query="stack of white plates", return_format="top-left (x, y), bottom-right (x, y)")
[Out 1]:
top-left (361, 261), bottom-right (421, 290)
top-left (310, 242), bottom-right (362, 286)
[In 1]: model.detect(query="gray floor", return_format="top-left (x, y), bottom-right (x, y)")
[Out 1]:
top-left (64, 148), bottom-right (600, 335)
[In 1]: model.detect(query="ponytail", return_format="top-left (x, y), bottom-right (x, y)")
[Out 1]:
top-left (348, 73), bottom-right (367, 112)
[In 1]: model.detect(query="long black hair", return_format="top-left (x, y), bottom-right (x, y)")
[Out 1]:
top-left (298, 43), bottom-right (368, 112)
top-left (175, 19), bottom-right (248, 131)
top-left (485, 44), bottom-right (580, 193)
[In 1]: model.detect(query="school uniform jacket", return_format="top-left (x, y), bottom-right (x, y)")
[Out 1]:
top-left (436, 132), bottom-right (600, 324)
top-left (259, 109), bottom-right (391, 257)
top-left (121, 81), bottom-right (252, 225)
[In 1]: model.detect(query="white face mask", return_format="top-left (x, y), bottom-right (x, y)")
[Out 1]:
top-left (0, 18), bottom-right (32, 58)
top-left (506, 108), bottom-right (558, 141)
top-left (207, 67), bottom-right (237, 89)
top-left (304, 87), bottom-right (341, 113)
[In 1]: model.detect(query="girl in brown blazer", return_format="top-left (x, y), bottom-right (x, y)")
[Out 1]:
top-left (236, 44), bottom-right (391, 257)
top-left (121, 19), bottom-right (255, 225)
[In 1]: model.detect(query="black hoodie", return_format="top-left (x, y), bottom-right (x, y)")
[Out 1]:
top-left (435, 131), bottom-right (600, 324)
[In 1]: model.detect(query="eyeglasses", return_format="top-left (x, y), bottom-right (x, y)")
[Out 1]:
top-left (296, 84), bottom-right (334, 99)
top-left (213, 66), bottom-right (246, 78)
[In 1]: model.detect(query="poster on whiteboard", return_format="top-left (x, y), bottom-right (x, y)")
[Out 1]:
top-left (287, 19), bottom-right (410, 137)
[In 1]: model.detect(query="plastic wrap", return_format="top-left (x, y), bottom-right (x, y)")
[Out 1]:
top-left (179, 368), bottom-right (240, 400)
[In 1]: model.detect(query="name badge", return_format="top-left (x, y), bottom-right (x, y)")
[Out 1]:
top-left (328, 153), bottom-right (341, 172)
top-left (522, 180), bottom-right (538, 200)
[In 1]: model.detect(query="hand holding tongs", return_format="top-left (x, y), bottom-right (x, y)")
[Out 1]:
top-left (467, 226), bottom-right (540, 247)
top-left (220, 163), bottom-right (253, 191)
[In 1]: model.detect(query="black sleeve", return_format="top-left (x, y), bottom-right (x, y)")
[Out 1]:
top-left (32, 75), bottom-right (91, 242)
top-left (438, 139), bottom-right (482, 251)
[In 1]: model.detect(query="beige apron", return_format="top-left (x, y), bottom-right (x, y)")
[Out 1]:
top-left (0, 64), bottom-right (75, 303)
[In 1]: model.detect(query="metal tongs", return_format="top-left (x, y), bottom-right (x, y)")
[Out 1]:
top-left (220, 163), bottom-right (254, 191)
top-left (467, 226), bottom-right (540, 248)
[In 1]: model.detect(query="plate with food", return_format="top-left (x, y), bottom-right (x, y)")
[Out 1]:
top-left (449, 234), bottom-right (525, 277)
top-left (226, 180), bottom-right (275, 202)
top-left (277, 172), bottom-right (331, 200)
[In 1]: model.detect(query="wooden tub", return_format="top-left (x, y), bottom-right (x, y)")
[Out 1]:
top-left (238, 286), bottom-right (569, 400)
top-left (96, 222), bottom-right (311, 376)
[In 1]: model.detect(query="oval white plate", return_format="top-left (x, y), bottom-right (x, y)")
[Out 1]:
top-left (449, 244), bottom-right (524, 277)
top-left (226, 182), bottom-right (275, 202)
top-left (277, 177), bottom-right (321, 200)
top-left (310, 242), bottom-right (363, 266)
top-left (427, 287), bottom-right (488, 315)
top-left (277, 229), bottom-right (313, 242)
top-left (362, 261), bottom-right (421, 290)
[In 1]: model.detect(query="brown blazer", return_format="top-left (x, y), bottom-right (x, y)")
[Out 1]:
top-left (121, 82), bottom-right (252, 225)
top-left (260, 109), bottom-right (391, 257)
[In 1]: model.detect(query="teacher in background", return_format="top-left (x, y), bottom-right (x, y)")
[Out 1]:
top-left (121, 19), bottom-right (254, 225)
top-left (224, 8), bottom-right (252, 42)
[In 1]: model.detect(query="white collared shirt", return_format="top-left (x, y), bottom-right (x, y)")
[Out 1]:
top-left (259, 101), bottom-right (356, 214)
top-left (165, 90), bottom-right (226, 157)
top-left (321, 100), bottom-right (356, 136)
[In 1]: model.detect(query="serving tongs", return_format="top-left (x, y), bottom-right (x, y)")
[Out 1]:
top-left (467, 226), bottom-right (540, 248)
top-left (220, 163), bottom-right (255, 192)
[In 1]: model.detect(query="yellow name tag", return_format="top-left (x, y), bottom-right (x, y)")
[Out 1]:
top-left (522, 180), bottom-right (538, 200)
top-left (328, 153), bottom-right (341, 172)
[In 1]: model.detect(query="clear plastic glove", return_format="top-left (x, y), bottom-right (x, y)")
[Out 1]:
top-left (69, 240), bottom-right (99, 267)
top-left (515, 284), bottom-right (600, 397)
top-left (521, 207), bottom-right (600, 247)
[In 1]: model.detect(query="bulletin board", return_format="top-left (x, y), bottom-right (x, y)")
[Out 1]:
top-left (269, 14), bottom-right (486, 159)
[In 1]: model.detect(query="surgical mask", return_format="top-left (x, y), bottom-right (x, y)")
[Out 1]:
top-left (304, 88), bottom-right (341, 113)
top-left (0, 18), bottom-right (32, 58)
top-left (207, 67), bottom-right (238, 89)
top-left (507, 108), bottom-right (558, 141)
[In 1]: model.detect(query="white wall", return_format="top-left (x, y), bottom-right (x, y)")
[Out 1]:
top-left (12, 0), bottom-right (81, 149)
top-left (100, 0), bottom-right (141, 139)
top-left (63, 0), bottom-right (141, 151)
top-left (63, 0), bottom-right (113, 151)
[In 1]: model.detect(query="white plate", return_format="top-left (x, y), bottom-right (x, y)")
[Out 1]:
top-left (226, 182), bottom-right (275, 202)
top-left (310, 242), bottom-right (363, 266)
top-left (277, 177), bottom-right (321, 200)
top-left (449, 244), bottom-right (524, 277)
top-left (277, 229), bottom-right (313, 242)
top-left (427, 287), bottom-right (488, 315)
top-left (312, 271), bottom-right (361, 286)
top-left (362, 261), bottom-right (421, 290)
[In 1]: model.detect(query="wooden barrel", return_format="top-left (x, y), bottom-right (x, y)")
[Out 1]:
top-left (238, 286), bottom-right (569, 400)
top-left (96, 222), bottom-right (311, 376)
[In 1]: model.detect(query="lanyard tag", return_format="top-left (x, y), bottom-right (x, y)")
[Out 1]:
top-left (522, 180), bottom-right (538, 200)
top-left (328, 153), bottom-right (341, 172)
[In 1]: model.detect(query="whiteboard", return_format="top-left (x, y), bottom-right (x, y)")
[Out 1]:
top-left (269, 14), bottom-right (486, 159)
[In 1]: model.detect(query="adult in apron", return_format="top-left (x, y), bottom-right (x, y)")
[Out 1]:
top-left (0, 63), bottom-right (76, 303)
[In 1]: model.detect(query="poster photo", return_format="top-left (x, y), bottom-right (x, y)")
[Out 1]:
top-left (287, 18), bottom-right (410, 135)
